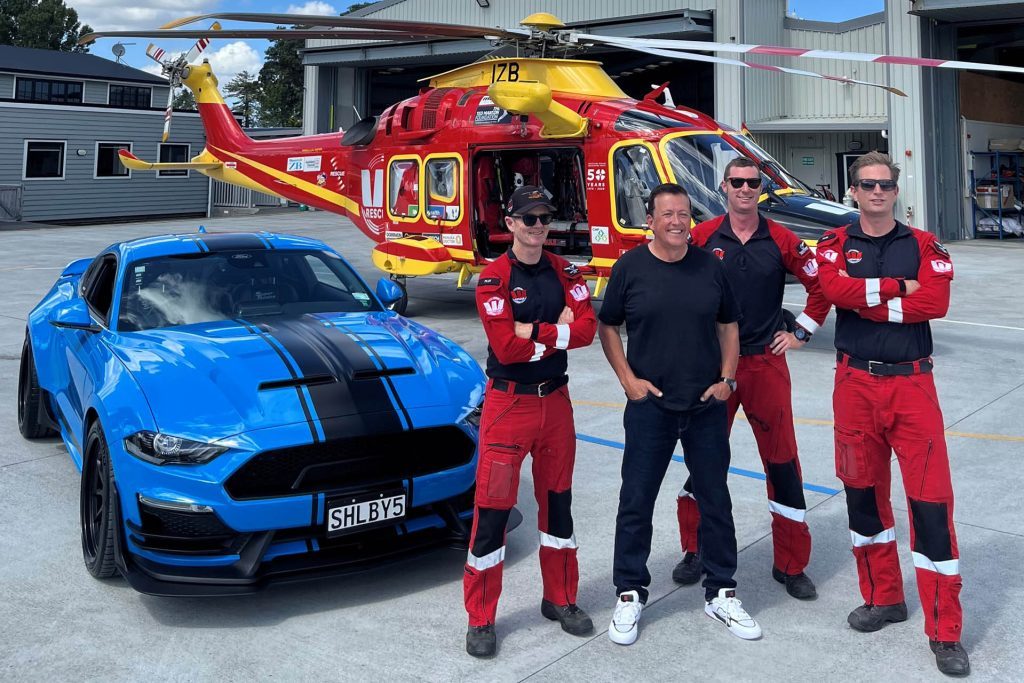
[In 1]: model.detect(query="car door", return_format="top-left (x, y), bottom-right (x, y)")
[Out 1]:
top-left (55, 253), bottom-right (118, 443)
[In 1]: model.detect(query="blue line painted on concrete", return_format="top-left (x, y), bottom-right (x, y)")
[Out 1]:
top-left (576, 432), bottom-right (840, 496)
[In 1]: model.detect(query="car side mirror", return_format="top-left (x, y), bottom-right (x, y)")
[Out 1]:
top-left (49, 299), bottom-right (101, 333)
top-left (375, 278), bottom-right (404, 307)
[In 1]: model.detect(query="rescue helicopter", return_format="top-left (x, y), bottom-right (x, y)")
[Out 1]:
top-left (80, 12), bottom-right (1024, 314)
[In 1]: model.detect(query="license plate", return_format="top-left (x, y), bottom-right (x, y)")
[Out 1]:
top-left (325, 490), bottom-right (406, 538)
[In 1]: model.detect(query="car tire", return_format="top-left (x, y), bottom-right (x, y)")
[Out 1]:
top-left (80, 420), bottom-right (118, 579)
top-left (18, 335), bottom-right (56, 439)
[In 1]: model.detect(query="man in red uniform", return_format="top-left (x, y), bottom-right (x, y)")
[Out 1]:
top-left (815, 152), bottom-right (968, 676)
top-left (463, 186), bottom-right (597, 658)
top-left (674, 157), bottom-right (830, 600)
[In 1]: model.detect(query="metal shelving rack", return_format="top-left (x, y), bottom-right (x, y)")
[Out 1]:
top-left (970, 150), bottom-right (1023, 240)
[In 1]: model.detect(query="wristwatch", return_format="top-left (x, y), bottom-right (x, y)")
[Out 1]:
top-left (720, 377), bottom-right (737, 392)
top-left (794, 326), bottom-right (812, 343)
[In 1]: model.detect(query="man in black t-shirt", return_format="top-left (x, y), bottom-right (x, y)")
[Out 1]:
top-left (598, 183), bottom-right (761, 645)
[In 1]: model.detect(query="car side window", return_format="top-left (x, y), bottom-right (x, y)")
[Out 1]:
top-left (304, 254), bottom-right (350, 292)
top-left (82, 254), bottom-right (118, 325)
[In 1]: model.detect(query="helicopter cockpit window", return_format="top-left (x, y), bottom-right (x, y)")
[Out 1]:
top-left (388, 158), bottom-right (420, 218)
top-left (662, 134), bottom-right (735, 223)
top-left (730, 136), bottom-right (813, 194)
top-left (614, 110), bottom-right (696, 134)
top-left (613, 145), bottom-right (662, 229)
top-left (425, 157), bottom-right (460, 222)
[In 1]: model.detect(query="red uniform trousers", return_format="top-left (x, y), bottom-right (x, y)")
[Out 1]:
top-left (677, 351), bottom-right (812, 574)
top-left (463, 380), bottom-right (579, 627)
top-left (833, 359), bottom-right (962, 642)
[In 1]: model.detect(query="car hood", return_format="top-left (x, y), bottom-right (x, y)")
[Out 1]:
top-left (761, 194), bottom-right (859, 241)
top-left (109, 312), bottom-right (483, 439)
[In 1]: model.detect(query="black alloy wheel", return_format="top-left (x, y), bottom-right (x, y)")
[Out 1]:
top-left (18, 335), bottom-right (56, 439)
top-left (80, 420), bottom-right (118, 578)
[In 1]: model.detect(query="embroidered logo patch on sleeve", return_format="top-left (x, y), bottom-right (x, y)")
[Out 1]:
top-left (483, 297), bottom-right (505, 316)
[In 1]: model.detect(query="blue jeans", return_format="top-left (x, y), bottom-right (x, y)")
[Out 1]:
top-left (613, 397), bottom-right (737, 602)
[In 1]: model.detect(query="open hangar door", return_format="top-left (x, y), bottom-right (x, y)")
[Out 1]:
top-left (911, 2), bottom-right (1024, 240)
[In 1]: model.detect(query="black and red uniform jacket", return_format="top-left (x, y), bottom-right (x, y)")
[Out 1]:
top-left (476, 249), bottom-right (597, 384)
top-left (814, 220), bottom-right (954, 363)
top-left (691, 214), bottom-right (830, 349)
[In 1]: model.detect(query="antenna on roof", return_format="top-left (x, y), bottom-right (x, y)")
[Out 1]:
top-left (111, 42), bottom-right (135, 63)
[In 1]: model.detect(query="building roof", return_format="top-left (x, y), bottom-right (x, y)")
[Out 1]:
top-left (0, 45), bottom-right (167, 84)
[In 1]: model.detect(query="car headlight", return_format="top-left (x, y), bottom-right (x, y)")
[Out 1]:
top-left (124, 431), bottom-right (227, 465)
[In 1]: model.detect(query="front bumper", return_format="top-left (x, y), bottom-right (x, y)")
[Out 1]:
top-left (109, 420), bottom-right (483, 595)
top-left (115, 489), bottom-right (488, 596)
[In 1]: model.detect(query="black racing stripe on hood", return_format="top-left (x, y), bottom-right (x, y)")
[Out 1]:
top-left (238, 318), bottom-right (319, 443)
top-left (198, 234), bottom-right (268, 251)
top-left (336, 322), bottom-right (414, 429)
top-left (257, 316), bottom-right (403, 439)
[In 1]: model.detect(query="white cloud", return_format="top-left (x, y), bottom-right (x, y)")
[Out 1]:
top-left (286, 2), bottom-right (338, 15)
top-left (139, 64), bottom-right (168, 79)
top-left (74, 0), bottom-right (216, 32)
top-left (205, 41), bottom-right (265, 83)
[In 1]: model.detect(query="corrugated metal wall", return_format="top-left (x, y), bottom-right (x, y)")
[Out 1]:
top-left (0, 105), bottom-right (208, 222)
top-left (715, 0), bottom-right (743, 129)
top-left (781, 22), bottom-right (887, 121)
top-left (885, 4), bottom-right (927, 227)
top-left (742, 0), bottom-right (786, 124)
top-left (307, 0), bottom-right (718, 49)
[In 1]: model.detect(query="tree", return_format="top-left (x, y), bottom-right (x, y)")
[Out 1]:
top-left (226, 70), bottom-right (262, 127)
top-left (257, 37), bottom-right (303, 127)
top-left (172, 89), bottom-right (196, 111)
top-left (0, 0), bottom-right (92, 52)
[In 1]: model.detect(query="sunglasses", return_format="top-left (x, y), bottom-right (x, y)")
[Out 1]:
top-left (515, 213), bottom-right (554, 227)
top-left (726, 177), bottom-right (763, 189)
top-left (856, 179), bottom-right (898, 192)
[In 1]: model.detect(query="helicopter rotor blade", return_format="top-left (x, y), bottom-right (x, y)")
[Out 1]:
top-left (162, 86), bottom-right (174, 142)
top-left (605, 40), bottom-right (907, 97)
top-left (158, 13), bottom-right (530, 40)
top-left (145, 43), bottom-right (168, 65)
top-left (578, 33), bottom-right (1024, 77)
top-left (184, 22), bottom-right (219, 62)
top-left (81, 28), bottom-right (450, 45)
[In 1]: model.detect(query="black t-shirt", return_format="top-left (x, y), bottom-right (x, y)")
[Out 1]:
top-left (599, 244), bottom-right (740, 411)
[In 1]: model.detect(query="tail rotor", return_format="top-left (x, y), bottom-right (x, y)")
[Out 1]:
top-left (144, 23), bottom-right (220, 142)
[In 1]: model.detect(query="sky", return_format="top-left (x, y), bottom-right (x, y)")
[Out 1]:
top-left (78, 0), bottom-right (887, 85)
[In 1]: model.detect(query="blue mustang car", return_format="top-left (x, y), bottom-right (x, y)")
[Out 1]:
top-left (18, 231), bottom-right (485, 595)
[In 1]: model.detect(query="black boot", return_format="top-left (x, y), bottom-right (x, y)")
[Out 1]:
top-left (466, 624), bottom-right (496, 658)
top-left (772, 567), bottom-right (818, 600)
top-left (541, 600), bottom-right (594, 636)
top-left (930, 640), bottom-right (970, 676)
top-left (847, 602), bottom-right (909, 632)
top-left (672, 551), bottom-right (702, 585)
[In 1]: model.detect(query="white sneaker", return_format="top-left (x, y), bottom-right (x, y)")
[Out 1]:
top-left (609, 590), bottom-right (643, 645)
top-left (704, 588), bottom-right (762, 640)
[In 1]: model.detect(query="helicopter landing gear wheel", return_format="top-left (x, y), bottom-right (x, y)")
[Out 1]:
top-left (388, 275), bottom-right (409, 316)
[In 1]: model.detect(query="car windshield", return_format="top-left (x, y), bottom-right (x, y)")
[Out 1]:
top-left (661, 134), bottom-right (734, 222)
top-left (118, 249), bottom-right (379, 332)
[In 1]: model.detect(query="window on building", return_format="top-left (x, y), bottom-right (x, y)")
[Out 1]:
top-left (15, 78), bottom-right (83, 104)
top-left (109, 84), bottom-right (152, 108)
top-left (24, 141), bottom-right (65, 179)
top-left (158, 143), bottom-right (191, 178)
top-left (96, 142), bottom-right (131, 178)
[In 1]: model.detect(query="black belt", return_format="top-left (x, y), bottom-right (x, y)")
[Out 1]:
top-left (740, 344), bottom-right (770, 356)
top-left (837, 352), bottom-right (933, 376)
top-left (490, 375), bottom-right (568, 397)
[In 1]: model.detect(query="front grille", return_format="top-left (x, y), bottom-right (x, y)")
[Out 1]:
top-left (130, 503), bottom-right (241, 554)
top-left (225, 426), bottom-right (476, 500)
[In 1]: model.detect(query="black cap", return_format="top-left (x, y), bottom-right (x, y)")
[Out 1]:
top-left (506, 185), bottom-right (555, 215)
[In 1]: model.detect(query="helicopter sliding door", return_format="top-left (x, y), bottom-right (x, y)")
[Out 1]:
top-left (472, 147), bottom-right (588, 259)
